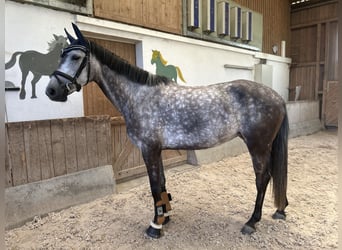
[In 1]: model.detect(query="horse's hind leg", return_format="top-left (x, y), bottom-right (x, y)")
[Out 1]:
top-left (142, 145), bottom-right (172, 238)
top-left (241, 151), bottom-right (271, 235)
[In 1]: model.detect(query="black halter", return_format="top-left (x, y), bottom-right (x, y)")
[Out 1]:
top-left (51, 44), bottom-right (90, 94)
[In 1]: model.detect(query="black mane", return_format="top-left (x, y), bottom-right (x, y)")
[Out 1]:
top-left (88, 40), bottom-right (171, 86)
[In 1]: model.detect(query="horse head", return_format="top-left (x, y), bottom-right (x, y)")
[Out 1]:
top-left (151, 50), bottom-right (168, 66)
top-left (48, 35), bottom-right (68, 52)
top-left (46, 23), bottom-right (90, 102)
top-left (151, 50), bottom-right (159, 65)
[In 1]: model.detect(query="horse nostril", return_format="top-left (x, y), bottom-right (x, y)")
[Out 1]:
top-left (46, 87), bottom-right (56, 97)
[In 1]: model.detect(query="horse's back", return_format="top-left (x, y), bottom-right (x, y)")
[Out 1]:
top-left (225, 80), bottom-right (285, 105)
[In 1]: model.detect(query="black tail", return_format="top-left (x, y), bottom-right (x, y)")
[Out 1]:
top-left (5, 51), bottom-right (22, 70)
top-left (271, 109), bottom-right (289, 210)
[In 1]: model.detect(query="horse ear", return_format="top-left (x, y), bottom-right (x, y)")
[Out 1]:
top-left (64, 28), bottom-right (76, 43)
top-left (72, 23), bottom-right (87, 45)
top-left (53, 34), bottom-right (59, 40)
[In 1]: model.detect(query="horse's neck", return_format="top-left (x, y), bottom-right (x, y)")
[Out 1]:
top-left (155, 59), bottom-right (165, 69)
top-left (91, 60), bottom-right (148, 122)
top-left (49, 45), bottom-right (63, 56)
top-left (155, 59), bottom-right (167, 76)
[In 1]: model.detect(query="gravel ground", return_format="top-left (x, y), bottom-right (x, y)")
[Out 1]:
top-left (5, 130), bottom-right (338, 249)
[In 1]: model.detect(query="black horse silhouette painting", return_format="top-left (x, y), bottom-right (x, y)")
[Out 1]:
top-left (5, 34), bottom-right (68, 99)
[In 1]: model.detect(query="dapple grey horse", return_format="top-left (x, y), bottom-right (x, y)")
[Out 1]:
top-left (46, 23), bottom-right (288, 239)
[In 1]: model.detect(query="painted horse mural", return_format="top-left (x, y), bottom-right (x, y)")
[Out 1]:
top-left (46, 24), bottom-right (289, 239)
top-left (5, 34), bottom-right (68, 99)
top-left (151, 50), bottom-right (186, 83)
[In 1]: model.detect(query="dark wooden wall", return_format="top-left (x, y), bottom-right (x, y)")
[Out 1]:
top-left (83, 38), bottom-right (136, 117)
top-left (92, 0), bottom-right (291, 54)
top-left (234, 0), bottom-right (291, 55)
top-left (93, 0), bottom-right (182, 35)
top-left (5, 116), bottom-right (112, 187)
top-left (5, 116), bottom-right (187, 187)
top-left (289, 0), bottom-right (338, 101)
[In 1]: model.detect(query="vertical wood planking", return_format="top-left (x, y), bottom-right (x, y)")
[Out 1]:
top-left (93, 0), bottom-right (181, 35)
top-left (142, 0), bottom-right (182, 34)
top-left (74, 117), bottom-right (89, 171)
top-left (235, 0), bottom-right (291, 54)
top-left (96, 116), bottom-right (111, 166)
top-left (119, 124), bottom-right (127, 172)
top-left (23, 122), bottom-right (41, 183)
top-left (85, 117), bottom-right (99, 169)
top-left (51, 119), bottom-right (66, 177)
top-left (63, 119), bottom-right (78, 174)
top-left (37, 120), bottom-right (55, 180)
top-left (83, 38), bottom-right (135, 118)
top-left (93, 1), bottom-right (292, 54)
top-left (6, 117), bottom-right (113, 187)
top-left (290, 1), bottom-right (338, 101)
top-left (7, 123), bottom-right (27, 186)
top-left (133, 143), bottom-right (142, 168)
top-left (106, 118), bottom-right (113, 165)
top-left (111, 122), bottom-right (119, 178)
top-left (6, 115), bottom-right (187, 185)
top-left (5, 126), bottom-right (13, 187)
top-left (326, 21), bottom-right (338, 80)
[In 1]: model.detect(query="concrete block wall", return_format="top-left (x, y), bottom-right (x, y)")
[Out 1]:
top-left (5, 165), bottom-right (116, 229)
top-left (286, 101), bottom-right (322, 138)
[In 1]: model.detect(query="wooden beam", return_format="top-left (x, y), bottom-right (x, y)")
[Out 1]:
top-left (291, 18), bottom-right (338, 30)
top-left (315, 23), bottom-right (321, 100)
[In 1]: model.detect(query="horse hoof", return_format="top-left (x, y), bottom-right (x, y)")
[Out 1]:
top-left (272, 210), bottom-right (286, 220)
top-left (241, 224), bottom-right (256, 235)
top-left (19, 91), bottom-right (26, 100)
top-left (145, 226), bottom-right (162, 239)
top-left (163, 216), bottom-right (170, 225)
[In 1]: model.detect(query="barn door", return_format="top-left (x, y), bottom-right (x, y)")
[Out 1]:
top-left (322, 80), bottom-right (339, 127)
top-left (83, 38), bottom-right (187, 182)
top-left (83, 38), bottom-right (134, 117)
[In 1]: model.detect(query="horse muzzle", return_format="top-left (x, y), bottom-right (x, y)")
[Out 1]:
top-left (45, 76), bottom-right (70, 102)
top-left (45, 83), bottom-right (68, 102)
top-left (46, 70), bottom-right (82, 102)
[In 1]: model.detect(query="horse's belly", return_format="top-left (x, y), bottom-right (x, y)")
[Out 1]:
top-left (162, 127), bottom-right (238, 150)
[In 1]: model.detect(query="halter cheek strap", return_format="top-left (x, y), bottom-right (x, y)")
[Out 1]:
top-left (51, 44), bottom-right (90, 94)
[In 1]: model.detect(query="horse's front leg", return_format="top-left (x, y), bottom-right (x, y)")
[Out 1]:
top-left (30, 73), bottom-right (42, 98)
top-left (142, 146), bottom-right (172, 238)
top-left (160, 160), bottom-right (172, 225)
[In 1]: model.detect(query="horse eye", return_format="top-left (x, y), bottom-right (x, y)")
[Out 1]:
top-left (71, 55), bottom-right (81, 61)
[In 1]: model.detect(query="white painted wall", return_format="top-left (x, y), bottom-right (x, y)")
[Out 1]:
top-left (5, 1), bottom-right (84, 122)
top-left (77, 15), bottom-right (257, 86)
top-left (77, 15), bottom-right (291, 97)
top-left (255, 52), bottom-right (291, 101)
top-left (5, 1), bottom-right (291, 122)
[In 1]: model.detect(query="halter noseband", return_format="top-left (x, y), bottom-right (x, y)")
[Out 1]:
top-left (52, 44), bottom-right (90, 94)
